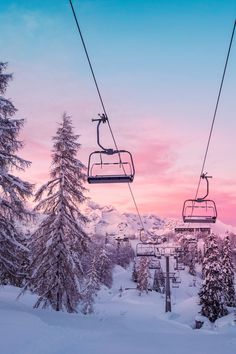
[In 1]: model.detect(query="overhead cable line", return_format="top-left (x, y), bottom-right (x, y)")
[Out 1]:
top-left (69, 0), bottom-right (146, 232)
top-left (194, 19), bottom-right (236, 202)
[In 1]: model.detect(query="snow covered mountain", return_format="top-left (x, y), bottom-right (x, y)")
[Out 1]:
top-left (83, 201), bottom-right (236, 239)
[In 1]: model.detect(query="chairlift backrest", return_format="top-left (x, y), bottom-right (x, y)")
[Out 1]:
top-left (136, 243), bottom-right (156, 257)
top-left (88, 150), bottom-right (135, 184)
top-left (182, 199), bottom-right (217, 223)
top-left (149, 258), bottom-right (161, 269)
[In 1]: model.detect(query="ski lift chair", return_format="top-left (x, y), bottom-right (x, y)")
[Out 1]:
top-left (87, 114), bottom-right (135, 184)
top-left (182, 173), bottom-right (217, 223)
top-left (182, 200), bottom-right (217, 223)
top-left (136, 243), bottom-right (156, 257)
top-left (139, 228), bottom-right (158, 244)
top-left (88, 150), bottom-right (135, 183)
top-left (149, 258), bottom-right (161, 269)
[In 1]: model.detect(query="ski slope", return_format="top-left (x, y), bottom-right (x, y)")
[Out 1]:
top-left (0, 263), bottom-right (235, 354)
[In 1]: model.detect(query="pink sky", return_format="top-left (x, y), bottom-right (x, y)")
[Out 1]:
top-left (1, 1), bottom-right (236, 226)
top-left (17, 113), bottom-right (236, 227)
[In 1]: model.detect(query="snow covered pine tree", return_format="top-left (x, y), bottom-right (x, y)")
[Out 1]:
top-left (116, 239), bottom-right (134, 268)
top-left (199, 233), bottom-right (228, 322)
top-left (82, 255), bottom-right (101, 314)
top-left (96, 245), bottom-right (113, 288)
top-left (221, 234), bottom-right (236, 307)
top-left (153, 265), bottom-right (165, 293)
top-left (0, 62), bottom-right (33, 286)
top-left (136, 256), bottom-right (150, 295)
top-left (28, 113), bottom-right (89, 312)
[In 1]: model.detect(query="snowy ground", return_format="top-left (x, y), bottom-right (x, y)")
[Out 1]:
top-left (1, 262), bottom-right (236, 354)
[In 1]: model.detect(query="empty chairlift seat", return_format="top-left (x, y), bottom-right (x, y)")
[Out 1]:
top-left (182, 199), bottom-right (217, 223)
top-left (87, 150), bottom-right (135, 184)
top-left (136, 243), bottom-right (156, 257)
top-left (149, 257), bottom-right (161, 269)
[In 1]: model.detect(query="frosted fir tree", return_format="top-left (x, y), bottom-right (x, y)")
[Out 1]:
top-left (188, 242), bottom-right (197, 276)
top-left (201, 232), bottom-right (219, 279)
top-left (221, 234), bottom-right (236, 307)
top-left (180, 238), bottom-right (191, 267)
top-left (132, 260), bottom-right (138, 282)
top-left (136, 256), bottom-right (150, 295)
top-left (197, 249), bottom-right (203, 265)
top-left (82, 256), bottom-right (101, 314)
top-left (116, 241), bottom-right (134, 268)
top-left (96, 245), bottom-right (113, 288)
top-left (153, 265), bottom-right (165, 293)
top-left (199, 233), bottom-right (228, 322)
top-left (0, 62), bottom-right (33, 286)
top-left (189, 258), bottom-right (196, 276)
top-left (28, 113), bottom-right (89, 312)
top-left (152, 269), bottom-right (161, 292)
top-left (83, 235), bottom-right (114, 290)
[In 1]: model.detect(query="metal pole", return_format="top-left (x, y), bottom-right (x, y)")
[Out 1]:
top-left (165, 255), bottom-right (172, 312)
top-left (175, 255), bottom-right (179, 270)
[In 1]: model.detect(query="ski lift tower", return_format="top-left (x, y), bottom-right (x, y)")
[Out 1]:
top-left (136, 230), bottom-right (182, 313)
top-left (165, 253), bottom-right (172, 312)
top-left (159, 246), bottom-right (182, 313)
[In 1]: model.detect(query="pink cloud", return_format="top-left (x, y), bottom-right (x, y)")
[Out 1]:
top-left (133, 140), bottom-right (176, 177)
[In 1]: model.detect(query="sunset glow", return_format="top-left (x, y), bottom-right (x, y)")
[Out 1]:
top-left (1, 0), bottom-right (236, 226)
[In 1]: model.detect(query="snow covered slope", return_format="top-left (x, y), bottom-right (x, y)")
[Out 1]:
top-left (2, 202), bottom-right (234, 354)
top-left (1, 263), bottom-right (236, 354)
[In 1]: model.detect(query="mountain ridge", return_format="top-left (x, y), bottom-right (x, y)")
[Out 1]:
top-left (84, 201), bottom-right (236, 238)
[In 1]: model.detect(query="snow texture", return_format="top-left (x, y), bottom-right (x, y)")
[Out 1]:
top-left (0, 260), bottom-right (236, 354)
top-left (0, 201), bottom-right (236, 353)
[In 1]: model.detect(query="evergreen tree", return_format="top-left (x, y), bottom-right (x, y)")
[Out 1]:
top-left (197, 249), bottom-right (203, 265)
top-left (132, 260), bottom-right (138, 282)
top-left (188, 242), bottom-right (197, 276)
top-left (181, 238), bottom-right (191, 267)
top-left (27, 113), bottom-right (89, 312)
top-left (85, 235), bottom-right (114, 290)
top-left (189, 258), bottom-right (196, 276)
top-left (0, 62), bottom-right (33, 286)
top-left (136, 256), bottom-right (150, 295)
top-left (116, 241), bottom-right (134, 268)
top-left (152, 269), bottom-right (161, 292)
top-left (96, 245), bottom-right (113, 288)
top-left (152, 265), bottom-right (165, 293)
top-left (202, 232), bottom-right (215, 279)
top-left (199, 233), bottom-right (228, 322)
top-left (82, 256), bottom-right (101, 314)
top-left (221, 234), bottom-right (236, 307)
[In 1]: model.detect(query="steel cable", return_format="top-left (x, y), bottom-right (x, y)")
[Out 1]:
top-left (69, 0), bottom-right (146, 233)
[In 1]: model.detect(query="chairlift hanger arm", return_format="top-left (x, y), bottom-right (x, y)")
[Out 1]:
top-left (197, 173), bottom-right (212, 201)
top-left (92, 114), bottom-right (114, 153)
